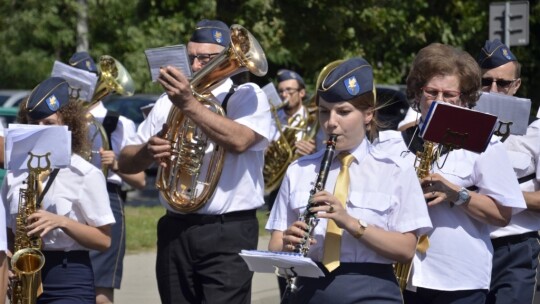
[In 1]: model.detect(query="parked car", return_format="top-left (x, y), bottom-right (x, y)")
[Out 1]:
top-left (102, 93), bottom-right (161, 126)
top-left (0, 106), bottom-right (20, 185)
top-left (0, 90), bottom-right (30, 108)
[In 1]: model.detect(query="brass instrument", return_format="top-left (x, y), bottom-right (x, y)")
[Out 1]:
top-left (394, 140), bottom-right (436, 290)
top-left (295, 134), bottom-right (338, 256)
top-left (263, 60), bottom-right (344, 195)
top-left (156, 24), bottom-right (268, 212)
top-left (10, 152), bottom-right (50, 304)
top-left (85, 55), bottom-right (135, 175)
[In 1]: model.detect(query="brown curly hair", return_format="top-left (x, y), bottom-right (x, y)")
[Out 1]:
top-left (17, 99), bottom-right (90, 157)
top-left (406, 43), bottom-right (481, 109)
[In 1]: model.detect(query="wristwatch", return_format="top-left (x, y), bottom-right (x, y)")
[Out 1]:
top-left (353, 219), bottom-right (368, 239)
top-left (454, 187), bottom-right (470, 206)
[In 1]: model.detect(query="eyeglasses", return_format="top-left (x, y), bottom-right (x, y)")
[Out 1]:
top-left (481, 77), bottom-right (517, 89)
top-left (278, 88), bottom-right (300, 95)
top-left (421, 87), bottom-right (461, 102)
top-left (188, 53), bottom-right (220, 65)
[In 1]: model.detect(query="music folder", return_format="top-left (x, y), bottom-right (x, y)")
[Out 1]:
top-left (262, 82), bottom-right (283, 108)
top-left (144, 44), bottom-right (192, 82)
top-left (420, 101), bottom-right (497, 153)
top-left (474, 92), bottom-right (531, 136)
top-left (239, 250), bottom-right (325, 278)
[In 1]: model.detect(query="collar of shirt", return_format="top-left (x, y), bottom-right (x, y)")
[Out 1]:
top-left (89, 101), bottom-right (107, 117)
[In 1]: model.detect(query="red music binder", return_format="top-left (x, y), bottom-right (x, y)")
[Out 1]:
top-left (419, 101), bottom-right (497, 153)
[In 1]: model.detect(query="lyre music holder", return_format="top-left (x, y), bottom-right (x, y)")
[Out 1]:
top-left (420, 101), bottom-right (498, 154)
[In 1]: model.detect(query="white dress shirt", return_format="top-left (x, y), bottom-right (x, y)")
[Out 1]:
top-left (89, 102), bottom-right (139, 185)
top-left (375, 130), bottom-right (526, 290)
top-left (135, 79), bottom-right (272, 214)
top-left (266, 139), bottom-right (432, 264)
top-left (490, 119), bottom-right (540, 238)
top-left (2, 154), bottom-right (115, 251)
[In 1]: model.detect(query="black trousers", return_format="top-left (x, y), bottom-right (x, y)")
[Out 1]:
top-left (403, 287), bottom-right (487, 304)
top-left (486, 231), bottom-right (540, 304)
top-left (155, 209), bottom-right (258, 304)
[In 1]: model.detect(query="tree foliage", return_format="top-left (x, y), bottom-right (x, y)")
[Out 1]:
top-left (0, 0), bottom-right (538, 110)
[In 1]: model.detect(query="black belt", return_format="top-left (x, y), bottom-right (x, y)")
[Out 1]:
top-left (166, 209), bottom-right (256, 224)
top-left (107, 182), bottom-right (121, 192)
top-left (491, 231), bottom-right (539, 248)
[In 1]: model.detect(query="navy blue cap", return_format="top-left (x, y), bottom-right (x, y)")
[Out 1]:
top-left (69, 51), bottom-right (98, 74)
top-left (318, 57), bottom-right (374, 103)
top-left (190, 19), bottom-right (230, 47)
top-left (276, 69), bottom-right (305, 87)
top-left (477, 39), bottom-right (517, 69)
top-left (24, 77), bottom-right (70, 120)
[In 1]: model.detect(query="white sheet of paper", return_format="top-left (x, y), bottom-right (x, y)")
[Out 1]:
top-left (5, 124), bottom-right (71, 170)
top-left (144, 44), bottom-right (192, 82)
top-left (474, 92), bottom-right (531, 136)
top-left (262, 83), bottom-right (284, 107)
top-left (51, 60), bottom-right (98, 102)
top-left (239, 250), bottom-right (325, 278)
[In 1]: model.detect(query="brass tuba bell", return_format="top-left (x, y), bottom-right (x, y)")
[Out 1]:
top-left (156, 24), bottom-right (267, 212)
top-left (85, 55), bottom-right (136, 175)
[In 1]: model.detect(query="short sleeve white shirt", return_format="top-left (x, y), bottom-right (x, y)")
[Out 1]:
top-left (135, 79), bottom-right (272, 214)
top-left (89, 102), bottom-right (139, 185)
top-left (490, 120), bottom-right (540, 237)
top-left (375, 130), bottom-right (526, 290)
top-left (266, 139), bottom-right (432, 264)
top-left (2, 154), bottom-right (115, 251)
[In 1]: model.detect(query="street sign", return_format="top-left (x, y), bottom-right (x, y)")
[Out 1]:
top-left (489, 1), bottom-right (529, 46)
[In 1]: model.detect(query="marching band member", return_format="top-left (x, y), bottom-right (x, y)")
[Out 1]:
top-left (68, 51), bottom-right (146, 304)
top-left (266, 57), bottom-right (432, 303)
top-left (2, 77), bottom-right (115, 303)
top-left (374, 43), bottom-right (526, 303)
top-left (118, 20), bottom-right (271, 304)
top-left (477, 39), bottom-right (540, 304)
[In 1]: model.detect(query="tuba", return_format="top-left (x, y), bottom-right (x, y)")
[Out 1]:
top-left (156, 24), bottom-right (268, 212)
top-left (10, 152), bottom-right (50, 304)
top-left (85, 55), bottom-right (135, 175)
top-left (394, 140), bottom-right (435, 290)
top-left (263, 60), bottom-right (344, 195)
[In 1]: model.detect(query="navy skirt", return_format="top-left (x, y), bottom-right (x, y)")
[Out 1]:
top-left (38, 250), bottom-right (95, 304)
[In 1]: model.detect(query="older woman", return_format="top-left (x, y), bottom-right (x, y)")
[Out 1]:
top-left (374, 43), bottom-right (526, 303)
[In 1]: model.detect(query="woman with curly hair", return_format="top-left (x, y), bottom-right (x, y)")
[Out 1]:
top-left (3, 76), bottom-right (115, 303)
top-left (374, 43), bottom-right (525, 303)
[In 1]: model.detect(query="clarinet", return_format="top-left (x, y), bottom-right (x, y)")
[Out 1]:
top-left (295, 134), bottom-right (338, 256)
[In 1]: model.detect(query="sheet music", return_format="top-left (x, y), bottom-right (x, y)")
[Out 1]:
top-left (262, 83), bottom-right (283, 107)
top-left (474, 92), bottom-right (531, 136)
top-left (51, 60), bottom-right (98, 102)
top-left (5, 124), bottom-right (71, 170)
top-left (239, 250), bottom-right (325, 278)
top-left (144, 44), bottom-right (192, 82)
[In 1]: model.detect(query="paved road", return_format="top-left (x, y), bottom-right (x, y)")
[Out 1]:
top-left (115, 235), bottom-right (281, 304)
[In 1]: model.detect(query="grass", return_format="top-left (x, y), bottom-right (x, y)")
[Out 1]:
top-left (124, 205), bottom-right (271, 253)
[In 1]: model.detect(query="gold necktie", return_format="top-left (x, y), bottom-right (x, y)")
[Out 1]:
top-left (322, 152), bottom-right (355, 272)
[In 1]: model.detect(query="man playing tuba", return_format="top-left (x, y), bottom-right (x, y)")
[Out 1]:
top-left (118, 19), bottom-right (271, 304)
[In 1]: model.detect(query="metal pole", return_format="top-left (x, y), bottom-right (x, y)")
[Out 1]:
top-left (505, 1), bottom-right (510, 46)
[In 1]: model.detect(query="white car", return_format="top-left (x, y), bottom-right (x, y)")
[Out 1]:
top-left (0, 90), bottom-right (30, 107)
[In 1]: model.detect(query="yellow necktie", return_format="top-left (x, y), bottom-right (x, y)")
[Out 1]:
top-left (322, 152), bottom-right (355, 272)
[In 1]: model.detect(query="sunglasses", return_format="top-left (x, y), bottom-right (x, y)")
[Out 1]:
top-left (278, 88), bottom-right (300, 95)
top-left (481, 78), bottom-right (516, 89)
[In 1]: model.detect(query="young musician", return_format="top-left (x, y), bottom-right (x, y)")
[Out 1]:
top-left (374, 43), bottom-right (526, 303)
top-left (266, 57), bottom-right (432, 303)
top-left (2, 77), bottom-right (115, 303)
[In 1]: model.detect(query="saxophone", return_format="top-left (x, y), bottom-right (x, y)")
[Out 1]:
top-left (10, 152), bottom-right (49, 304)
top-left (394, 140), bottom-right (436, 290)
top-left (294, 134), bottom-right (338, 256)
